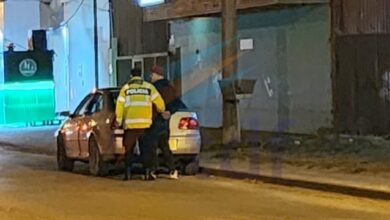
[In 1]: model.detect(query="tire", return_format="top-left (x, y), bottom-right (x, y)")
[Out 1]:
top-left (89, 137), bottom-right (109, 177)
top-left (184, 161), bottom-right (199, 176)
top-left (57, 136), bottom-right (74, 172)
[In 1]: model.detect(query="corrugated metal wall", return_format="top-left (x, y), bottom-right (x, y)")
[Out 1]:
top-left (333, 0), bottom-right (390, 35)
top-left (112, 0), bottom-right (168, 56)
top-left (112, 0), bottom-right (170, 87)
top-left (335, 35), bottom-right (390, 135)
top-left (333, 0), bottom-right (390, 134)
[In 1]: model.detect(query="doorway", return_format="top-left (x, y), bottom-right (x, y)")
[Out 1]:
top-left (116, 53), bottom-right (170, 86)
top-left (115, 51), bottom-right (183, 97)
top-left (132, 58), bottom-right (143, 74)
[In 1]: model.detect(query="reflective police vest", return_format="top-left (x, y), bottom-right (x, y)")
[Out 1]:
top-left (115, 77), bottom-right (165, 129)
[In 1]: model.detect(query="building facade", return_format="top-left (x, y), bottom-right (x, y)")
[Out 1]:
top-left (0, 0), bottom-right (111, 115)
top-left (169, 5), bottom-right (332, 133)
top-left (332, 0), bottom-right (390, 134)
top-left (138, 1), bottom-right (332, 134)
top-left (3, 0), bottom-right (388, 134)
top-left (111, 0), bottom-right (169, 86)
top-left (46, 0), bottom-right (111, 112)
top-left (137, 0), bottom-right (390, 135)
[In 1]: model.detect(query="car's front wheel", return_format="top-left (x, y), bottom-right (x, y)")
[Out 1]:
top-left (57, 136), bottom-right (74, 172)
top-left (89, 137), bottom-right (109, 176)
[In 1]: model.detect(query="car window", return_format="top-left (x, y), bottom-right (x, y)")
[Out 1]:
top-left (88, 94), bottom-right (103, 114)
top-left (109, 91), bottom-right (120, 110)
top-left (74, 94), bottom-right (93, 116)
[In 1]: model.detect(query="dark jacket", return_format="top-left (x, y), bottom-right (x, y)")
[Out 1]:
top-left (153, 79), bottom-right (186, 114)
top-left (152, 79), bottom-right (186, 132)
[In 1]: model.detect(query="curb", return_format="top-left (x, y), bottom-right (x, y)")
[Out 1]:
top-left (200, 167), bottom-right (390, 201)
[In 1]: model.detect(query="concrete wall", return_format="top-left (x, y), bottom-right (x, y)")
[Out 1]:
top-left (171, 5), bottom-right (332, 133)
top-left (40, 0), bottom-right (64, 29)
top-left (47, 27), bottom-right (70, 113)
top-left (95, 0), bottom-right (111, 90)
top-left (65, 0), bottom-right (93, 111)
top-left (112, 0), bottom-right (168, 56)
top-left (46, 0), bottom-right (110, 112)
top-left (0, 3), bottom-right (4, 83)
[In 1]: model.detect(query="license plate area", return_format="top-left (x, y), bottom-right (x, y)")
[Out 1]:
top-left (169, 139), bottom-right (178, 151)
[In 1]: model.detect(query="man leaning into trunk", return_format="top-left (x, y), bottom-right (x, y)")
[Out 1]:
top-left (141, 65), bottom-right (186, 180)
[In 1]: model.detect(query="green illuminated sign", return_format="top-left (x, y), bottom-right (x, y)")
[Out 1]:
top-left (0, 80), bottom-right (55, 124)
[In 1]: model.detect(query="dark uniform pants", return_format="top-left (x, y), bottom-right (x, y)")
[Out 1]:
top-left (141, 120), bottom-right (175, 171)
top-left (120, 129), bottom-right (145, 165)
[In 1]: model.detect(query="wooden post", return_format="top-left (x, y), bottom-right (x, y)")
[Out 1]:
top-left (221, 0), bottom-right (240, 144)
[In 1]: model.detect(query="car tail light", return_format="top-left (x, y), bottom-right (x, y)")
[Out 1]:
top-left (179, 117), bottom-right (199, 130)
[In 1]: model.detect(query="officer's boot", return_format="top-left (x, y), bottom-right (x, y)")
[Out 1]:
top-left (144, 169), bottom-right (157, 181)
top-left (123, 166), bottom-right (131, 181)
top-left (123, 151), bottom-right (132, 181)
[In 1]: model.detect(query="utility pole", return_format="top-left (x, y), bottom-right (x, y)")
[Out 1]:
top-left (93, 0), bottom-right (99, 88)
top-left (221, 0), bottom-right (240, 144)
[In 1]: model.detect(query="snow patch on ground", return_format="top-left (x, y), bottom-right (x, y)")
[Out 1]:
top-left (0, 125), bottom-right (58, 155)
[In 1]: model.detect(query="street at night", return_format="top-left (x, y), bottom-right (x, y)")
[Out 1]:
top-left (2, 0), bottom-right (390, 219)
top-left (0, 148), bottom-right (389, 220)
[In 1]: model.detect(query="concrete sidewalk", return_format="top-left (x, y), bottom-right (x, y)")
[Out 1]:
top-left (200, 151), bottom-right (390, 197)
top-left (199, 127), bottom-right (390, 196)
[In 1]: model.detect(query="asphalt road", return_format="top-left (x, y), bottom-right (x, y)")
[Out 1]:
top-left (0, 148), bottom-right (390, 220)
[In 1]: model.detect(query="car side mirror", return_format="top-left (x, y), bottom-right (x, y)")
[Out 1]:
top-left (59, 111), bottom-right (74, 118)
top-left (84, 111), bottom-right (93, 116)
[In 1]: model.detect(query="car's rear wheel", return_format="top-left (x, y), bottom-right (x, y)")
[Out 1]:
top-left (57, 136), bottom-right (74, 172)
top-left (89, 137), bottom-right (109, 176)
top-left (184, 161), bottom-right (199, 176)
top-left (176, 157), bottom-right (199, 176)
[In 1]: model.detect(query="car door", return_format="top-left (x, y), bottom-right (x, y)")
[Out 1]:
top-left (91, 92), bottom-right (117, 156)
top-left (108, 90), bottom-right (125, 155)
top-left (63, 94), bottom-right (94, 158)
top-left (78, 93), bottom-right (104, 158)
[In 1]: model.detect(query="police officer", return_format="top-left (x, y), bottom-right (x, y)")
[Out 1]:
top-left (115, 68), bottom-right (166, 181)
